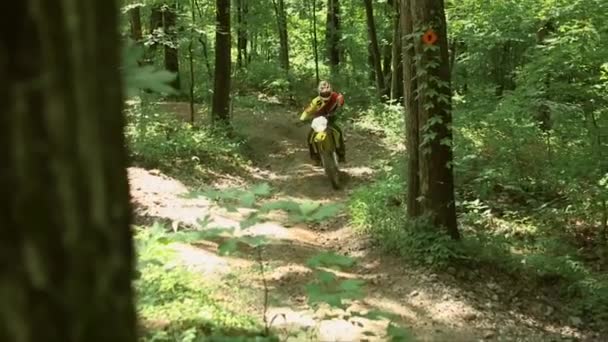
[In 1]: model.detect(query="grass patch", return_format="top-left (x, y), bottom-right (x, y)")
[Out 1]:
top-left (348, 159), bottom-right (608, 329)
top-left (125, 99), bottom-right (251, 184)
top-left (134, 225), bottom-right (275, 341)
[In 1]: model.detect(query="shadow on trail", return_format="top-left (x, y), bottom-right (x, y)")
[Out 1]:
top-left (233, 107), bottom-right (389, 202)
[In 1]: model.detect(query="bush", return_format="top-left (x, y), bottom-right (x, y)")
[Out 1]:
top-left (349, 159), bottom-right (608, 324)
top-left (134, 225), bottom-right (269, 341)
top-left (125, 101), bottom-right (248, 181)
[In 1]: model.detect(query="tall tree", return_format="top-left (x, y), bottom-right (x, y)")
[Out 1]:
top-left (212, 0), bottom-right (231, 123)
top-left (363, 0), bottom-right (385, 97)
top-left (128, 4), bottom-right (143, 43)
top-left (403, 0), bottom-right (459, 239)
top-left (310, 0), bottom-right (320, 84)
top-left (235, 0), bottom-right (248, 69)
top-left (188, 0), bottom-right (196, 124)
top-left (390, 0), bottom-right (404, 101)
top-left (162, 3), bottom-right (180, 90)
top-left (326, 0), bottom-right (341, 74)
top-left (272, 0), bottom-right (289, 71)
top-left (148, 3), bottom-right (180, 90)
top-left (0, 0), bottom-right (136, 340)
top-left (402, 0), bottom-right (421, 218)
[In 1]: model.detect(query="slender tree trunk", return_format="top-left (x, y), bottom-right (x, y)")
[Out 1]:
top-left (326, 0), bottom-right (341, 75)
top-left (212, 0), bottom-right (231, 123)
top-left (150, 4), bottom-right (163, 39)
top-left (272, 0), bottom-right (289, 71)
top-left (189, 0), bottom-right (196, 124)
top-left (382, 41), bottom-right (392, 87)
top-left (391, 0), bottom-right (404, 101)
top-left (236, 0), bottom-right (243, 68)
top-left (163, 4), bottom-right (180, 91)
top-left (368, 43), bottom-right (376, 83)
top-left (235, 0), bottom-right (248, 69)
top-left (410, 0), bottom-right (459, 239)
top-left (0, 1), bottom-right (136, 341)
top-left (402, 0), bottom-right (421, 218)
top-left (363, 0), bottom-right (385, 97)
top-left (194, 0), bottom-right (213, 80)
top-left (128, 5), bottom-right (143, 43)
top-left (146, 4), bottom-right (163, 64)
top-left (310, 0), bottom-right (320, 84)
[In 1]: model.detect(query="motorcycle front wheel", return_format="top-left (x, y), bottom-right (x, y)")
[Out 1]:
top-left (320, 150), bottom-right (341, 190)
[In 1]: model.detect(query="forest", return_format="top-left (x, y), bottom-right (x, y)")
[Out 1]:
top-left (2, 0), bottom-right (607, 341)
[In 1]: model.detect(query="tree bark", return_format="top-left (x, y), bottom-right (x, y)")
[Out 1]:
top-left (189, 0), bottom-right (196, 124)
top-left (326, 0), bottom-right (341, 75)
top-left (272, 0), bottom-right (289, 71)
top-left (163, 3), bottom-right (180, 91)
top-left (410, 0), bottom-right (459, 239)
top-left (402, 0), bottom-right (421, 218)
top-left (212, 0), bottom-right (231, 123)
top-left (310, 0), bottom-right (320, 84)
top-left (194, 0), bottom-right (213, 80)
top-left (391, 0), bottom-right (404, 101)
top-left (0, 1), bottom-right (136, 341)
top-left (236, 0), bottom-right (248, 69)
top-left (128, 5), bottom-right (143, 43)
top-left (363, 0), bottom-right (385, 97)
top-left (149, 4), bottom-right (163, 48)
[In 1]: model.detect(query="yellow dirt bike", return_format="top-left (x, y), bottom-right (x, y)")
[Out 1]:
top-left (309, 116), bottom-right (342, 189)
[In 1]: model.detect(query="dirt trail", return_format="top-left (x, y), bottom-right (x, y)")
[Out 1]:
top-left (131, 102), bottom-right (598, 341)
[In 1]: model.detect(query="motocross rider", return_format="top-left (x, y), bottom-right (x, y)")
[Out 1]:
top-left (299, 81), bottom-right (346, 164)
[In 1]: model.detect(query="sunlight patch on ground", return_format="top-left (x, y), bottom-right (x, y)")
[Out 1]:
top-left (266, 264), bottom-right (312, 283)
top-left (423, 299), bottom-right (478, 326)
top-left (129, 167), bottom-right (215, 226)
top-left (365, 297), bottom-right (420, 322)
top-left (172, 242), bottom-right (252, 277)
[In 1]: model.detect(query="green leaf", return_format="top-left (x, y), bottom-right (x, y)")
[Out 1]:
top-left (156, 236), bottom-right (171, 245)
top-left (387, 323), bottom-right (411, 341)
top-left (250, 183), bottom-right (272, 197)
top-left (122, 43), bottom-right (176, 97)
top-left (239, 235), bottom-right (269, 248)
top-left (362, 310), bottom-right (399, 321)
top-left (196, 215), bottom-right (213, 228)
top-left (299, 201), bottom-right (321, 216)
top-left (218, 239), bottom-right (239, 256)
top-left (260, 200), bottom-right (300, 213)
top-left (317, 270), bottom-right (336, 284)
top-left (307, 252), bottom-right (356, 269)
top-left (309, 204), bottom-right (343, 222)
top-left (239, 192), bottom-right (256, 208)
top-left (339, 279), bottom-right (365, 292)
top-left (240, 214), bottom-right (262, 229)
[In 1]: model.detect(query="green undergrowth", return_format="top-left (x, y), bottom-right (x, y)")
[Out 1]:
top-left (349, 159), bottom-right (608, 329)
top-left (135, 181), bottom-right (413, 341)
top-left (134, 225), bottom-right (273, 341)
top-left (125, 99), bottom-right (251, 183)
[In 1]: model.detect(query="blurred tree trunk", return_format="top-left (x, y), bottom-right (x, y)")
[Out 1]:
top-left (368, 43), bottom-right (376, 83)
top-left (162, 3), bottom-right (180, 90)
top-left (212, 0), bottom-right (231, 123)
top-left (363, 0), bottom-right (385, 98)
top-left (236, 0), bottom-right (248, 69)
top-left (272, 0), bottom-right (289, 71)
top-left (128, 5), bottom-right (143, 43)
top-left (326, 0), bottom-right (341, 75)
top-left (310, 0), bottom-right (320, 84)
top-left (0, 1), bottom-right (136, 341)
top-left (390, 0), bottom-right (403, 101)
